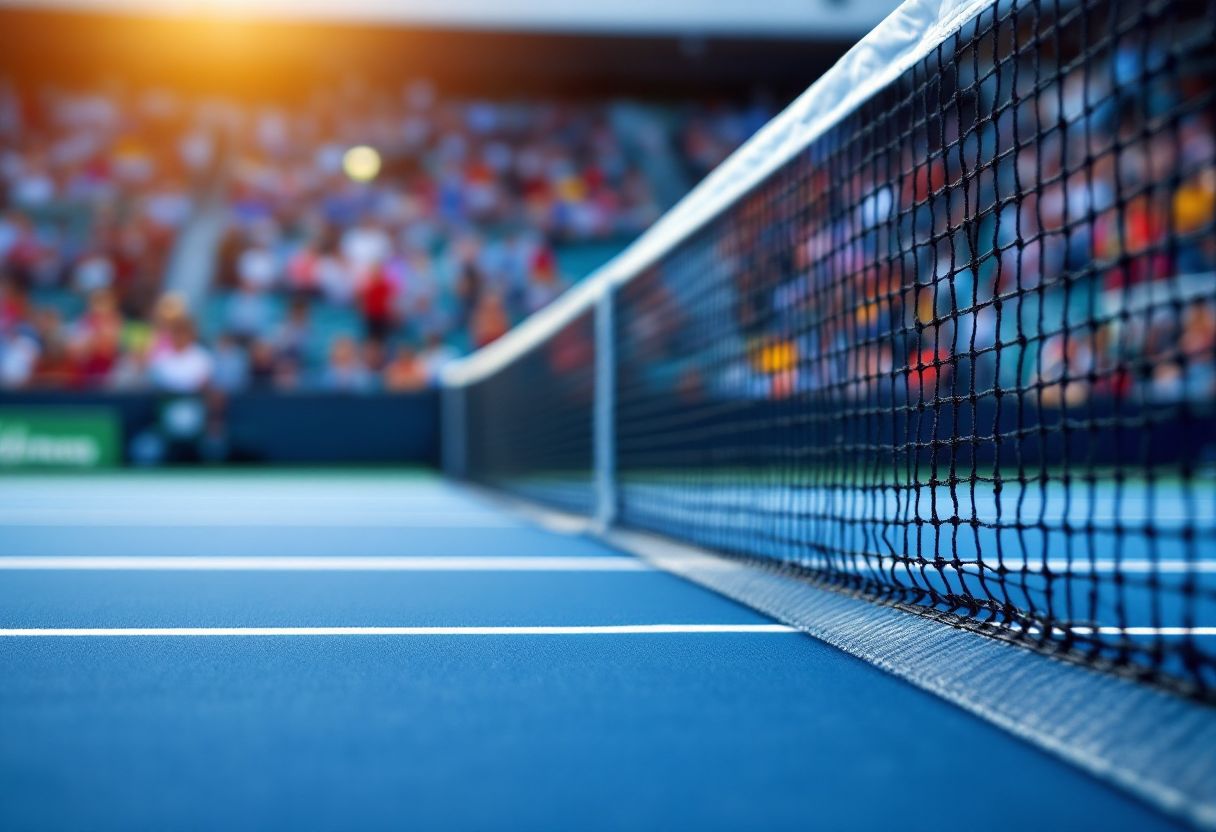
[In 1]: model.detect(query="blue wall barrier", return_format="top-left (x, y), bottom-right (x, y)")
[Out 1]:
top-left (0, 391), bottom-right (439, 466)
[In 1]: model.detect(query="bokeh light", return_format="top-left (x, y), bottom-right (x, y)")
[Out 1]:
top-left (342, 145), bottom-right (381, 182)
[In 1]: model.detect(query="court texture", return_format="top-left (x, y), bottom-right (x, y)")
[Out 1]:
top-left (0, 470), bottom-right (1212, 831)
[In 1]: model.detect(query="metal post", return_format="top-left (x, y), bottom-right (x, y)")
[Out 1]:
top-left (594, 289), bottom-right (616, 530)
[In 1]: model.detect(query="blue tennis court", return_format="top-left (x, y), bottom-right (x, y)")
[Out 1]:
top-left (3, 0), bottom-right (1215, 826)
top-left (0, 471), bottom-right (1195, 831)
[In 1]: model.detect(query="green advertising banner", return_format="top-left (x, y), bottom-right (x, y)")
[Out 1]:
top-left (0, 408), bottom-right (120, 469)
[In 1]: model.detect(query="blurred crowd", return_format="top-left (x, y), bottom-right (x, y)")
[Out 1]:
top-left (626, 19), bottom-right (1215, 408)
top-left (0, 82), bottom-right (204, 390)
top-left (12, 11), bottom-right (1209, 412)
top-left (0, 79), bottom-right (769, 393)
top-left (677, 98), bottom-right (773, 183)
top-left (210, 81), bottom-right (663, 392)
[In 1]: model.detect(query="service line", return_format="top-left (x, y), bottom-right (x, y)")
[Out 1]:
top-left (0, 624), bottom-right (797, 637)
top-left (0, 556), bottom-right (650, 572)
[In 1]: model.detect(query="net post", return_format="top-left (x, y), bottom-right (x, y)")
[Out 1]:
top-left (441, 384), bottom-right (467, 479)
top-left (594, 288), bottom-right (616, 530)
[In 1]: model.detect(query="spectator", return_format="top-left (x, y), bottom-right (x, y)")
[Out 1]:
top-left (341, 217), bottom-right (393, 280)
top-left (151, 293), bottom-right (190, 354)
top-left (73, 252), bottom-right (116, 294)
top-left (148, 310), bottom-right (213, 393)
top-left (359, 263), bottom-right (397, 341)
top-left (419, 331), bottom-right (458, 385)
top-left (226, 280), bottom-right (274, 342)
top-left (470, 290), bottom-right (510, 348)
top-left (321, 335), bottom-right (373, 393)
top-left (236, 243), bottom-right (279, 292)
top-left (382, 343), bottom-right (429, 392)
top-left (285, 239), bottom-right (321, 295)
top-left (248, 340), bottom-right (278, 390)
top-left (362, 338), bottom-right (387, 378)
top-left (316, 241), bottom-right (356, 305)
top-left (30, 309), bottom-right (73, 388)
top-left (273, 296), bottom-right (312, 364)
top-left (211, 334), bottom-right (251, 393)
top-left (0, 324), bottom-right (39, 388)
top-left (0, 277), bottom-right (30, 333)
top-left (524, 250), bottom-right (565, 314)
top-left (75, 317), bottom-right (122, 386)
top-left (109, 335), bottom-right (151, 390)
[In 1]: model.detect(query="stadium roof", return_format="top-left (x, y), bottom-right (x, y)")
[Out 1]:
top-left (0, 0), bottom-right (903, 38)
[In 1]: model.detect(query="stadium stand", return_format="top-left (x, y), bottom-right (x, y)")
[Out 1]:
top-left (0, 81), bottom-right (775, 393)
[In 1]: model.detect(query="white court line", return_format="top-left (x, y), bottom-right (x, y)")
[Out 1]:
top-left (0, 556), bottom-right (651, 572)
top-left (826, 559), bottom-right (1216, 575)
top-left (0, 624), bottom-right (797, 637)
top-left (1063, 627), bottom-right (1216, 637)
top-left (0, 511), bottom-right (519, 527)
top-left (1040, 560), bottom-right (1216, 575)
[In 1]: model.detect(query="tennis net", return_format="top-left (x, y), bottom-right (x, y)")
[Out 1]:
top-left (444, 0), bottom-right (1216, 702)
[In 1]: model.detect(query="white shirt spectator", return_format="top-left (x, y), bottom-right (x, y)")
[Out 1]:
top-left (317, 255), bottom-right (356, 305)
top-left (11, 170), bottom-right (54, 206)
top-left (73, 255), bottom-right (115, 293)
top-left (237, 246), bottom-right (280, 290)
top-left (341, 224), bottom-right (392, 276)
top-left (0, 332), bottom-right (39, 388)
top-left (149, 343), bottom-right (213, 393)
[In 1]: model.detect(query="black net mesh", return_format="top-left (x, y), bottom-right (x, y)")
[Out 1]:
top-left (614, 0), bottom-right (1216, 699)
top-left (462, 310), bottom-right (597, 514)
top-left (452, 0), bottom-right (1216, 701)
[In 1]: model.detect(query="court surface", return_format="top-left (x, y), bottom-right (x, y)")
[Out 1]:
top-left (0, 471), bottom-right (1190, 831)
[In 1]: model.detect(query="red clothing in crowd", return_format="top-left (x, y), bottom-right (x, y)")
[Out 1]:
top-left (360, 267), bottom-right (397, 338)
